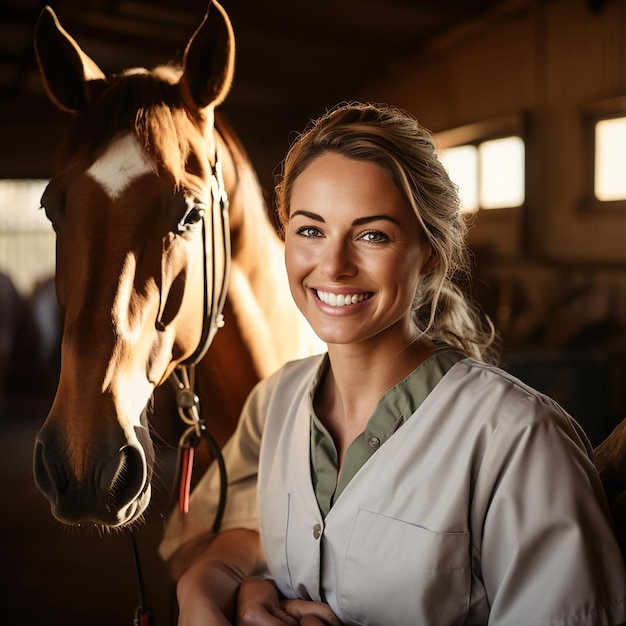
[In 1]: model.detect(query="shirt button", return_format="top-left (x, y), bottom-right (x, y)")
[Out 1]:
top-left (368, 436), bottom-right (381, 448)
top-left (313, 523), bottom-right (322, 540)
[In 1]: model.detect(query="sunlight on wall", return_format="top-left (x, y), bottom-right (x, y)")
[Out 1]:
top-left (0, 179), bottom-right (54, 295)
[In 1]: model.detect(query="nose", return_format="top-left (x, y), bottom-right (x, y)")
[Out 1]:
top-left (33, 423), bottom-right (151, 526)
top-left (319, 238), bottom-right (356, 280)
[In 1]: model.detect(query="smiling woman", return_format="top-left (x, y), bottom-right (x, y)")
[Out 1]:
top-left (163, 102), bottom-right (626, 626)
top-left (284, 153), bottom-right (433, 349)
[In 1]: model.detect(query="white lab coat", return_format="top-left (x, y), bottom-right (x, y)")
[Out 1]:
top-left (161, 354), bottom-right (626, 625)
top-left (256, 355), bottom-right (626, 625)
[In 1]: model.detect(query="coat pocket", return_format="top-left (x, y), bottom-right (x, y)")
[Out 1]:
top-left (340, 508), bottom-right (470, 626)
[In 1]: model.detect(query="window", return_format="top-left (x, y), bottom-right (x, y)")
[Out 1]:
top-left (0, 179), bottom-right (54, 294)
top-left (594, 115), bottom-right (626, 202)
top-left (583, 96), bottom-right (626, 210)
top-left (438, 145), bottom-right (478, 212)
top-left (436, 117), bottom-right (526, 213)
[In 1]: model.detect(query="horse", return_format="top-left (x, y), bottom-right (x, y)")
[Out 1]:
top-left (32, 0), bottom-right (320, 528)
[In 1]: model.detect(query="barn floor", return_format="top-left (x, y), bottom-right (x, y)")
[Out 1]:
top-left (0, 394), bottom-right (179, 626)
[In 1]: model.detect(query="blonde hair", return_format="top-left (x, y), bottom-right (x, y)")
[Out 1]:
top-left (275, 101), bottom-right (498, 363)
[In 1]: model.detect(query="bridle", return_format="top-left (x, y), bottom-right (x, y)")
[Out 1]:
top-left (179, 155), bottom-right (231, 368)
top-left (129, 153), bottom-right (232, 626)
top-left (169, 153), bottom-right (231, 520)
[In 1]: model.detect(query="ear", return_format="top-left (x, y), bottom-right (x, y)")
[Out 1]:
top-left (34, 6), bottom-right (107, 113)
top-left (179, 0), bottom-right (235, 111)
top-left (422, 248), bottom-right (438, 275)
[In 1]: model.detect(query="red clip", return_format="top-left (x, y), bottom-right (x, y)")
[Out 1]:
top-left (134, 607), bottom-right (154, 626)
top-left (179, 445), bottom-right (195, 514)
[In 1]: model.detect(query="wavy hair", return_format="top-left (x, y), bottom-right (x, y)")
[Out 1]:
top-left (275, 101), bottom-right (498, 363)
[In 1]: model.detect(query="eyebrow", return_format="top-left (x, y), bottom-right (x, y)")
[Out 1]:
top-left (290, 209), bottom-right (401, 227)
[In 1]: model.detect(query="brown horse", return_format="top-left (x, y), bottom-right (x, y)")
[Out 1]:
top-left (32, 1), bottom-right (320, 528)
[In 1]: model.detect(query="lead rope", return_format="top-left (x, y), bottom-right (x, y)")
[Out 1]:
top-left (125, 366), bottom-right (228, 625)
top-left (126, 155), bottom-right (230, 625)
top-left (169, 363), bottom-right (228, 531)
top-left (125, 364), bottom-right (229, 626)
top-left (127, 531), bottom-right (154, 626)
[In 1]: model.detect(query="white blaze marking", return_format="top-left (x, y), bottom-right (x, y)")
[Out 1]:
top-left (87, 133), bottom-right (153, 199)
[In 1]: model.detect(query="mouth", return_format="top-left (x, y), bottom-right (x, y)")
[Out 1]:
top-left (315, 289), bottom-right (373, 307)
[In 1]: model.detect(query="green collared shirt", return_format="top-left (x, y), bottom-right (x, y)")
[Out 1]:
top-left (309, 345), bottom-right (466, 517)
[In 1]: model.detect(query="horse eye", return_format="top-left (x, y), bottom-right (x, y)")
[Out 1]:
top-left (177, 203), bottom-right (206, 233)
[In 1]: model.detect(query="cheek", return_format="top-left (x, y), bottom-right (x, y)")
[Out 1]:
top-left (285, 243), bottom-right (322, 318)
top-left (284, 240), bottom-right (310, 282)
top-left (283, 245), bottom-right (302, 300)
top-left (388, 254), bottom-right (424, 300)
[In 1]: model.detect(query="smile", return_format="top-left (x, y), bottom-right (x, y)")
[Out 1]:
top-left (316, 290), bottom-right (372, 307)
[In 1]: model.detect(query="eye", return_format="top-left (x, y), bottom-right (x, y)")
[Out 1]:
top-left (295, 225), bottom-right (322, 238)
top-left (177, 197), bottom-right (206, 233)
top-left (359, 230), bottom-right (389, 244)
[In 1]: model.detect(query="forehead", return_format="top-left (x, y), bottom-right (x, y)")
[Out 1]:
top-left (291, 153), bottom-right (408, 216)
top-left (86, 133), bottom-right (154, 200)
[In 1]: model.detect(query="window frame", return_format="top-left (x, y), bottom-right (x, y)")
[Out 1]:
top-left (435, 114), bottom-right (528, 214)
top-left (582, 96), bottom-right (626, 212)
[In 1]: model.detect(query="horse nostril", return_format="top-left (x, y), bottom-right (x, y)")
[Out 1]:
top-left (107, 445), bottom-right (146, 514)
top-left (33, 439), bottom-right (61, 503)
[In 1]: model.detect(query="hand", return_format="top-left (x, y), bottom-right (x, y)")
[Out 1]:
top-left (281, 598), bottom-right (342, 626)
top-left (238, 577), bottom-right (298, 625)
top-left (237, 578), bottom-right (342, 626)
top-left (173, 529), bottom-right (263, 625)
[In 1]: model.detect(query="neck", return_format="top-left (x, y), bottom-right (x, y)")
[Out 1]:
top-left (328, 322), bottom-right (432, 389)
top-left (316, 332), bottom-right (433, 462)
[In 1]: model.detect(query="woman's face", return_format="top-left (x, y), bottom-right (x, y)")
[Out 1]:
top-left (284, 152), bottom-right (434, 347)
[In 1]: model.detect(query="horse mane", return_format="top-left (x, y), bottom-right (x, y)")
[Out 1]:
top-left (57, 65), bottom-right (203, 185)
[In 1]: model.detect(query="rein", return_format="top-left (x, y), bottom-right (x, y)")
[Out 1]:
top-left (128, 154), bottom-right (231, 626)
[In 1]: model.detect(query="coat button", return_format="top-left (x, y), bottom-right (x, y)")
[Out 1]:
top-left (368, 436), bottom-right (381, 448)
top-left (313, 523), bottom-right (322, 539)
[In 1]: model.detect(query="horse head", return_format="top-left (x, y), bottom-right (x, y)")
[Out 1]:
top-left (32, 1), bottom-right (237, 527)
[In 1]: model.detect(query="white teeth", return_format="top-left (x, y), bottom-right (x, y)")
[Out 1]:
top-left (316, 290), bottom-right (370, 307)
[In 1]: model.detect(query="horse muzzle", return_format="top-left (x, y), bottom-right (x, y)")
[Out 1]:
top-left (33, 419), bottom-right (154, 527)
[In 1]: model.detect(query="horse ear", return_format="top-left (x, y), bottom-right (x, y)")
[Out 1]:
top-left (179, 0), bottom-right (235, 111)
top-left (34, 6), bottom-right (107, 113)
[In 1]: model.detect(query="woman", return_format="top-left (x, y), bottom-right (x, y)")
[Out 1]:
top-left (161, 102), bottom-right (626, 625)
